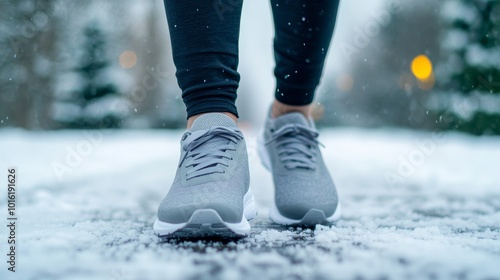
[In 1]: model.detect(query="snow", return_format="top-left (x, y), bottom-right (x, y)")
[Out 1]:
top-left (51, 101), bottom-right (82, 123)
top-left (466, 44), bottom-right (500, 68)
top-left (440, 0), bottom-right (477, 24)
top-left (82, 95), bottom-right (131, 121)
top-left (1, 128), bottom-right (500, 280)
top-left (427, 91), bottom-right (500, 120)
top-left (441, 29), bottom-right (469, 51)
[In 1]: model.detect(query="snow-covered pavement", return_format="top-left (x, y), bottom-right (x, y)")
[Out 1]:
top-left (1, 128), bottom-right (499, 280)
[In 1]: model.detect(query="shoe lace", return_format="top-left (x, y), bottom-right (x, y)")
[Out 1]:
top-left (179, 126), bottom-right (243, 180)
top-left (265, 124), bottom-right (322, 170)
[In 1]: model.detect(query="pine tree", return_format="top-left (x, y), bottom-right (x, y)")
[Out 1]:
top-left (435, 0), bottom-right (500, 135)
top-left (54, 22), bottom-right (125, 129)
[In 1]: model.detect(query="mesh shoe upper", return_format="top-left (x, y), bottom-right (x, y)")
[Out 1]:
top-left (263, 112), bottom-right (339, 220)
top-left (157, 113), bottom-right (250, 224)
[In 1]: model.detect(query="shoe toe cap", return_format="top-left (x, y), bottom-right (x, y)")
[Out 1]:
top-left (158, 200), bottom-right (243, 224)
top-left (274, 173), bottom-right (338, 220)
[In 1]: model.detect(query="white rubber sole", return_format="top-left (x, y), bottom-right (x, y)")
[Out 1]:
top-left (153, 188), bottom-right (257, 238)
top-left (257, 130), bottom-right (341, 225)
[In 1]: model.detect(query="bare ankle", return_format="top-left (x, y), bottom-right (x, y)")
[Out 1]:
top-left (271, 100), bottom-right (312, 118)
top-left (187, 112), bottom-right (238, 129)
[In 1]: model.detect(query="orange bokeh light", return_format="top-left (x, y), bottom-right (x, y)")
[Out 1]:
top-left (119, 50), bottom-right (137, 69)
top-left (411, 55), bottom-right (433, 80)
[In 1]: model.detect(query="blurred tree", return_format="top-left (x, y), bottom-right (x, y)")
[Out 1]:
top-left (317, 0), bottom-right (442, 130)
top-left (52, 22), bottom-right (128, 129)
top-left (1, 0), bottom-right (199, 130)
top-left (0, 0), bottom-right (60, 129)
top-left (432, 0), bottom-right (500, 135)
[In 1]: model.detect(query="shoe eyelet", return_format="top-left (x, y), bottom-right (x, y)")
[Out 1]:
top-left (270, 128), bottom-right (275, 133)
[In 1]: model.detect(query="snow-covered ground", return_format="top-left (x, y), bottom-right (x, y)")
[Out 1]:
top-left (1, 128), bottom-right (500, 280)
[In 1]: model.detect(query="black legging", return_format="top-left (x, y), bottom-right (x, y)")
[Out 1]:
top-left (164, 0), bottom-right (340, 118)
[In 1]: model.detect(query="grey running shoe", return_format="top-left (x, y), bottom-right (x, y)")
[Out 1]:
top-left (258, 111), bottom-right (340, 225)
top-left (154, 113), bottom-right (256, 238)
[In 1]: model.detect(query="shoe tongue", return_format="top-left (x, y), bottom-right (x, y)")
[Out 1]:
top-left (273, 112), bottom-right (311, 129)
top-left (190, 113), bottom-right (237, 131)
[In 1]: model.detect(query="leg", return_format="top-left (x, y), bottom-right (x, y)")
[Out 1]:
top-left (270, 0), bottom-right (340, 117)
top-left (163, 0), bottom-right (243, 127)
top-left (154, 0), bottom-right (257, 239)
top-left (259, 0), bottom-right (341, 225)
